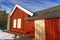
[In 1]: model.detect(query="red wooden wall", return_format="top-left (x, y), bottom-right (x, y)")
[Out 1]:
top-left (10, 7), bottom-right (60, 39)
top-left (10, 7), bottom-right (35, 37)
top-left (45, 18), bottom-right (60, 40)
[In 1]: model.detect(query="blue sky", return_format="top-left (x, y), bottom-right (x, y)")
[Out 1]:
top-left (0, 0), bottom-right (60, 13)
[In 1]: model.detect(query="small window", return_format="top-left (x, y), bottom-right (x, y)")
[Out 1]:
top-left (17, 19), bottom-right (21, 28)
top-left (13, 19), bottom-right (16, 28)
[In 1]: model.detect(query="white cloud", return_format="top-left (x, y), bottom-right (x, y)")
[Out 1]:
top-left (8, 0), bottom-right (60, 12)
top-left (0, 0), bottom-right (60, 12)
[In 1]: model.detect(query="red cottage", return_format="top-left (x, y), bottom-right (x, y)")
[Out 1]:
top-left (7, 4), bottom-right (35, 37)
top-left (7, 4), bottom-right (60, 40)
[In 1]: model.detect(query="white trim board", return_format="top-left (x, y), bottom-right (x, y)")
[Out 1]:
top-left (9, 4), bottom-right (33, 16)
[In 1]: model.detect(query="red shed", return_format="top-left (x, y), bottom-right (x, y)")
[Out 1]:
top-left (7, 4), bottom-right (60, 40)
top-left (7, 4), bottom-right (35, 37)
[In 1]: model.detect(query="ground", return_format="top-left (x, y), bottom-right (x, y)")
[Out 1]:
top-left (0, 30), bottom-right (14, 39)
top-left (0, 30), bottom-right (34, 40)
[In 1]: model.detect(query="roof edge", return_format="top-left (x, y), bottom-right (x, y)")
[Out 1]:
top-left (35, 5), bottom-right (60, 13)
top-left (9, 4), bottom-right (33, 16)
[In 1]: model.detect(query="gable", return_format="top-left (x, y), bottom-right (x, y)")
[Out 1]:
top-left (9, 4), bottom-right (33, 16)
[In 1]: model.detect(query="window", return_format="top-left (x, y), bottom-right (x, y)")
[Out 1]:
top-left (13, 19), bottom-right (16, 28)
top-left (17, 19), bottom-right (21, 28)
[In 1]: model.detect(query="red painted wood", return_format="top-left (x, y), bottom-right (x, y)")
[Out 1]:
top-left (45, 18), bottom-right (60, 40)
top-left (57, 18), bottom-right (60, 40)
top-left (10, 7), bottom-right (35, 37)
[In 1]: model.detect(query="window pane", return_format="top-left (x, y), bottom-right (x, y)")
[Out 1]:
top-left (17, 19), bottom-right (21, 28)
top-left (13, 19), bottom-right (16, 28)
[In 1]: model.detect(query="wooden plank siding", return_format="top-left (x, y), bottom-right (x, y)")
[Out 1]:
top-left (45, 18), bottom-right (60, 40)
top-left (35, 19), bottom-right (45, 40)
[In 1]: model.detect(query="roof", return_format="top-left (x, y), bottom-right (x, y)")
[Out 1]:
top-left (27, 5), bottom-right (60, 20)
top-left (9, 4), bottom-right (33, 16)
